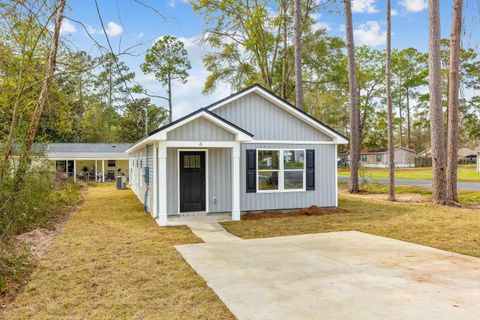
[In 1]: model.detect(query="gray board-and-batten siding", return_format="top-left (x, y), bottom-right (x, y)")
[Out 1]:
top-left (130, 90), bottom-right (338, 215)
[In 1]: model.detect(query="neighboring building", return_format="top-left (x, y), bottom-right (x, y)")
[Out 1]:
top-left (474, 147), bottom-right (480, 171)
top-left (340, 147), bottom-right (417, 168)
top-left (30, 143), bottom-right (131, 182)
top-left (126, 84), bottom-right (348, 226)
top-left (457, 147), bottom-right (476, 165)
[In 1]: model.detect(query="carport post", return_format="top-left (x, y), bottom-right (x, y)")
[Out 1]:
top-left (95, 160), bottom-right (98, 182)
top-left (232, 142), bottom-right (240, 221)
top-left (102, 160), bottom-right (105, 182)
top-left (73, 160), bottom-right (76, 182)
top-left (157, 143), bottom-right (168, 226)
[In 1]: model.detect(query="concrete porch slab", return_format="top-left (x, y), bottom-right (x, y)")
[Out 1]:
top-left (176, 231), bottom-right (480, 320)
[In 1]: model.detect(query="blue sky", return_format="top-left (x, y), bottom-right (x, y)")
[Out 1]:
top-left (61, 0), bottom-right (479, 119)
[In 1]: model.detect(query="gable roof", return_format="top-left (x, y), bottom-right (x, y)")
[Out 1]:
top-left (206, 84), bottom-right (348, 143)
top-left (148, 108), bottom-right (254, 138)
top-left (126, 109), bottom-right (254, 153)
top-left (126, 84), bottom-right (348, 153)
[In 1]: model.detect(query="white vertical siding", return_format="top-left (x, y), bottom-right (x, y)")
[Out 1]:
top-left (129, 145), bottom-right (154, 214)
top-left (167, 117), bottom-right (235, 141)
top-left (240, 143), bottom-right (337, 211)
top-left (212, 92), bottom-right (333, 141)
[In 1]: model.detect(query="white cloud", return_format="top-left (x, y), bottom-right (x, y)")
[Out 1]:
top-left (60, 19), bottom-right (76, 34)
top-left (399, 0), bottom-right (427, 12)
top-left (311, 13), bottom-right (331, 31)
top-left (86, 25), bottom-right (97, 35)
top-left (104, 21), bottom-right (123, 37)
top-left (352, 0), bottom-right (378, 13)
top-left (391, 9), bottom-right (398, 16)
top-left (353, 21), bottom-right (386, 46)
top-left (167, 0), bottom-right (188, 8)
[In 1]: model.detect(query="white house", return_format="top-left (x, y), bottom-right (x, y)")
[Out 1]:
top-left (30, 143), bottom-right (131, 182)
top-left (127, 84), bottom-right (348, 226)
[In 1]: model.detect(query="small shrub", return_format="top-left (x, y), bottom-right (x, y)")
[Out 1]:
top-left (0, 160), bottom-right (81, 301)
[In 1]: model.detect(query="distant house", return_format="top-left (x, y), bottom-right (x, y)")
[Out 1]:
top-left (457, 148), bottom-right (476, 163)
top-left (420, 147), bottom-right (476, 165)
top-left (340, 147), bottom-right (417, 168)
top-left (126, 84), bottom-right (348, 226)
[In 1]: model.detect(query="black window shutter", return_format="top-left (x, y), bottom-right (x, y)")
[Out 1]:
top-left (246, 149), bottom-right (256, 193)
top-left (306, 149), bottom-right (315, 190)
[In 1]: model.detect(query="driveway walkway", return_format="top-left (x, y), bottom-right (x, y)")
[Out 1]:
top-left (339, 176), bottom-right (480, 191)
top-left (176, 231), bottom-right (480, 320)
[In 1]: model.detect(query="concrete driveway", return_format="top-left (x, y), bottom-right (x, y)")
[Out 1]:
top-left (176, 231), bottom-right (480, 320)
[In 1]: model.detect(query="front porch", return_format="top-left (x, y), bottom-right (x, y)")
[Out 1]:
top-left (51, 159), bottom-right (129, 182)
top-left (154, 141), bottom-right (241, 226)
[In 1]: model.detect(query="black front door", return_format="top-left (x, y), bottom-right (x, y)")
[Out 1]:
top-left (179, 151), bottom-right (206, 212)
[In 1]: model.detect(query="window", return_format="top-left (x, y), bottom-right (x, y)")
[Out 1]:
top-left (257, 149), bottom-right (305, 192)
top-left (376, 154), bottom-right (382, 162)
top-left (108, 160), bottom-right (116, 167)
top-left (361, 155), bottom-right (367, 162)
top-left (183, 155), bottom-right (201, 168)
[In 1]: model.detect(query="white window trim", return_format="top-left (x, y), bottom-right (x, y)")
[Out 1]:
top-left (256, 148), bottom-right (306, 193)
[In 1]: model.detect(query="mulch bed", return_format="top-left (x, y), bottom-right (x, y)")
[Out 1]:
top-left (242, 206), bottom-right (348, 220)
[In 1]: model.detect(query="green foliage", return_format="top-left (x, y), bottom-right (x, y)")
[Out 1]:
top-left (141, 36), bottom-right (191, 86)
top-left (0, 161), bottom-right (81, 295)
top-left (118, 98), bottom-right (169, 142)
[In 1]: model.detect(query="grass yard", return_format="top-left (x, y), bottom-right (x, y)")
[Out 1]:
top-left (222, 184), bottom-right (480, 259)
top-left (2, 184), bottom-right (234, 320)
top-left (338, 165), bottom-right (480, 182)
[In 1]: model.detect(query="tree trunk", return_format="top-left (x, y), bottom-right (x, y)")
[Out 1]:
top-left (343, 0), bottom-right (360, 193)
top-left (168, 73), bottom-right (172, 123)
top-left (386, 0), bottom-right (395, 201)
top-left (281, 0), bottom-right (288, 99)
top-left (398, 83), bottom-right (403, 147)
top-left (406, 87), bottom-right (411, 148)
top-left (446, 0), bottom-right (463, 202)
top-left (293, 0), bottom-right (303, 110)
top-left (14, 0), bottom-right (67, 189)
top-left (428, 0), bottom-right (447, 204)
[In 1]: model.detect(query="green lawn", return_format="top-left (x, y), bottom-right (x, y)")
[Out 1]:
top-left (3, 184), bottom-right (234, 319)
top-left (338, 165), bottom-right (480, 182)
top-left (222, 184), bottom-right (480, 259)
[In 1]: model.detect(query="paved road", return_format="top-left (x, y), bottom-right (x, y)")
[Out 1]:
top-left (338, 176), bottom-right (480, 191)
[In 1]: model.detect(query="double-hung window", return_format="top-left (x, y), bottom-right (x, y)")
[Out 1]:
top-left (257, 149), bottom-right (305, 192)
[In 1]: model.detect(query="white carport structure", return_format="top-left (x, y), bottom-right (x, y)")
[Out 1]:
top-left (42, 143), bottom-right (132, 182)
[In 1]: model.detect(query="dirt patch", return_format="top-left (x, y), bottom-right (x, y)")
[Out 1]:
top-left (242, 206), bottom-right (347, 220)
top-left (0, 191), bottom-right (84, 310)
top-left (16, 199), bottom-right (83, 263)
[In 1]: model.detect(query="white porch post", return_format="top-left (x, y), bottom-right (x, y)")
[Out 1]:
top-left (95, 160), bottom-right (98, 182)
top-left (157, 143), bottom-right (168, 226)
top-left (102, 160), bottom-right (105, 182)
top-left (152, 143), bottom-right (159, 219)
top-left (73, 160), bottom-right (77, 182)
top-left (232, 142), bottom-right (241, 221)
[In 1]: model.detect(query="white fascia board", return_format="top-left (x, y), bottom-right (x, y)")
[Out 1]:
top-left (125, 137), bottom-right (155, 153)
top-left (47, 152), bottom-right (129, 160)
top-left (149, 111), bottom-right (253, 142)
top-left (208, 86), bottom-right (348, 144)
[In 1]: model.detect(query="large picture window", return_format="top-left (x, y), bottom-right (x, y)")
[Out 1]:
top-left (257, 149), bottom-right (305, 192)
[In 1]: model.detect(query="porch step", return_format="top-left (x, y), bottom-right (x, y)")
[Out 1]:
top-left (179, 211), bottom-right (208, 217)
